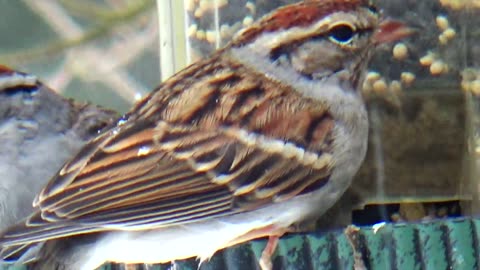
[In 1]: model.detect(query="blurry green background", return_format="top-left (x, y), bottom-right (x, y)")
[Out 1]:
top-left (0, 0), bottom-right (159, 113)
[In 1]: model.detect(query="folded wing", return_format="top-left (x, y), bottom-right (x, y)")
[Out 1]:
top-left (0, 118), bottom-right (332, 249)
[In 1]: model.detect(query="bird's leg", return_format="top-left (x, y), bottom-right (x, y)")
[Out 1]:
top-left (226, 224), bottom-right (287, 246)
top-left (344, 225), bottom-right (367, 270)
top-left (259, 235), bottom-right (280, 270)
top-left (125, 264), bottom-right (138, 270)
top-left (222, 224), bottom-right (287, 270)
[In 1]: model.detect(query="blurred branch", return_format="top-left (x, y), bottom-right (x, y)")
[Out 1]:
top-left (0, 0), bottom-right (155, 65)
top-left (5, 0), bottom-right (158, 105)
top-left (57, 0), bottom-right (126, 20)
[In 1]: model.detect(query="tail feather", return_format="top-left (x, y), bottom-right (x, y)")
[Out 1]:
top-left (2, 235), bottom-right (102, 270)
top-left (0, 242), bottom-right (42, 264)
top-left (0, 213), bottom-right (102, 246)
top-left (0, 217), bottom-right (102, 269)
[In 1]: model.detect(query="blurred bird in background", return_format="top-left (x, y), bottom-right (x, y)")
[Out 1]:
top-left (0, 65), bottom-right (117, 232)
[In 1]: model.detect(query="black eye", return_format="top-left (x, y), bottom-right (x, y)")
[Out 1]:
top-left (368, 5), bottom-right (378, 14)
top-left (328, 24), bottom-right (355, 44)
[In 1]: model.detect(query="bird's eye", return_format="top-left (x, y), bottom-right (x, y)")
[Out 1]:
top-left (367, 5), bottom-right (378, 14)
top-left (328, 24), bottom-right (355, 44)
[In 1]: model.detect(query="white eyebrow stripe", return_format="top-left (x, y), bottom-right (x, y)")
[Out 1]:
top-left (0, 73), bottom-right (37, 90)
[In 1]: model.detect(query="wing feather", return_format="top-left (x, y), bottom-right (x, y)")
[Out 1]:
top-left (1, 118), bottom-right (333, 247)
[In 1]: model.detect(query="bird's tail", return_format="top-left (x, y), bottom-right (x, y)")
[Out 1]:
top-left (20, 237), bottom-right (95, 270)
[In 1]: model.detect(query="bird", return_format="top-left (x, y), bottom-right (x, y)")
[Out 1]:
top-left (0, 65), bottom-right (117, 233)
top-left (0, 0), bottom-right (411, 269)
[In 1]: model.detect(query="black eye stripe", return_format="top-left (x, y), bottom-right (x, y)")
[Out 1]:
top-left (269, 27), bottom-right (374, 60)
top-left (269, 44), bottom-right (295, 61)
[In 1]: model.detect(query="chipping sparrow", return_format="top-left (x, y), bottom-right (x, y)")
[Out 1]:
top-left (0, 65), bottom-right (117, 233)
top-left (0, 1), bottom-right (411, 269)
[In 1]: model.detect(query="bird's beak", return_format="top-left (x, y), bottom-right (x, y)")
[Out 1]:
top-left (373, 20), bottom-right (413, 44)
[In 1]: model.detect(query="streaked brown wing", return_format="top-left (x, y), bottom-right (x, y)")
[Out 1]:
top-left (34, 118), bottom-right (332, 227)
top-left (4, 116), bottom-right (331, 239)
top-left (33, 120), bottom-right (231, 227)
top-left (0, 122), bottom-right (329, 250)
